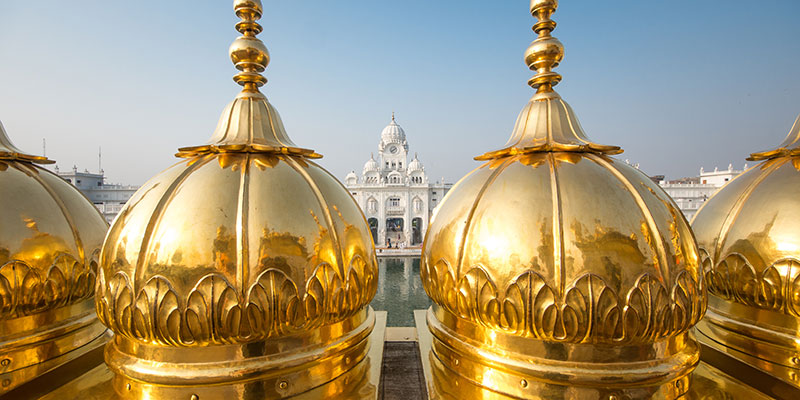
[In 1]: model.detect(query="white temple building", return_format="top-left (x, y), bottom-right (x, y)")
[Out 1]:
top-left (55, 166), bottom-right (140, 223)
top-left (657, 164), bottom-right (746, 221)
top-left (345, 115), bottom-right (452, 249)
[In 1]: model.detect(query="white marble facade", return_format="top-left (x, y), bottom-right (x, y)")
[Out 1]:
top-left (55, 166), bottom-right (139, 223)
top-left (658, 164), bottom-right (745, 221)
top-left (345, 116), bottom-right (451, 248)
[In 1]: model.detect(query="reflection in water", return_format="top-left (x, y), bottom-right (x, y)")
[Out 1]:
top-left (370, 257), bottom-right (431, 327)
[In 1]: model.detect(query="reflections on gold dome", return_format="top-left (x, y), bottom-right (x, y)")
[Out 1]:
top-left (0, 121), bottom-right (108, 394)
top-left (693, 114), bottom-right (800, 394)
top-left (93, 1), bottom-right (380, 397)
top-left (9, 218), bottom-right (71, 270)
top-left (98, 154), bottom-right (378, 344)
top-left (418, 1), bottom-right (704, 398)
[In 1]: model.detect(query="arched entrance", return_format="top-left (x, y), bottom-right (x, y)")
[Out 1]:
top-left (368, 218), bottom-right (378, 245)
top-left (412, 217), bottom-right (423, 245)
top-left (385, 218), bottom-right (405, 248)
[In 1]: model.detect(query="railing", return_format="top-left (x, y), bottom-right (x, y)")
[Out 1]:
top-left (385, 205), bottom-right (405, 214)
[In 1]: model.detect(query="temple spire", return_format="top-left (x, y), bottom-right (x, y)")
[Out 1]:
top-left (230, 0), bottom-right (269, 93)
top-left (176, 0), bottom-right (320, 159)
top-left (526, 0), bottom-right (564, 98)
top-left (474, 0), bottom-right (620, 160)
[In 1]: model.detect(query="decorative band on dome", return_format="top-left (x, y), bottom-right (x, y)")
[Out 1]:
top-left (176, 143), bottom-right (321, 159)
top-left (0, 151), bottom-right (54, 164)
top-left (97, 256), bottom-right (377, 346)
top-left (421, 260), bottom-right (705, 345)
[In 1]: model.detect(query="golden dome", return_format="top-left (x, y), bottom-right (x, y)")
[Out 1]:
top-left (0, 121), bottom-right (108, 391)
top-left (95, 1), bottom-right (377, 397)
top-left (692, 113), bottom-right (800, 388)
top-left (420, 1), bottom-right (704, 398)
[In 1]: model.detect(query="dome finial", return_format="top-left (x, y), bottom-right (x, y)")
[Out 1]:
top-left (525, 0), bottom-right (564, 96)
top-left (474, 0), bottom-right (620, 161)
top-left (176, 0), bottom-right (321, 159)
top-left (0, 121), bottom-right (53, 164)
top-left (391, 111), bottom-right (396, 122)
top-left (748, 113), bottom-right (800, 161)
top-left (230, 0), bottom-right (269, 93)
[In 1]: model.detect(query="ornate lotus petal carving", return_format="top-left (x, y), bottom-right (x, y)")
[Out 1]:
top-left (421, 258), bottom-right (705, 344)
top-left (0, 252), bottom-right (98, 319)
top-left (96, 254), bottom-right (377, 346)
top-left (701, 249), bottom-right (800, 315)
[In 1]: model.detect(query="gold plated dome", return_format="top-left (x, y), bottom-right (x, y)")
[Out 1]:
top-left (96, 1), bottom-right (377, 398)
top-left (0, 121), bottom-right (109, 393)
top-left (693, 113), bottom-right (800, 390)
top-left (420, 1), bottom-right (704, 398)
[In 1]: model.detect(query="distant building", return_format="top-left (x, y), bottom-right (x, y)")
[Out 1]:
top-left (656, 164), bottom-right (746, 221)
top-left (649, 174), bottom-right (665, 184)
top-left (55, 166), bottom-right (139, 223)
top-left (345, 115), bottom-right (452, 248)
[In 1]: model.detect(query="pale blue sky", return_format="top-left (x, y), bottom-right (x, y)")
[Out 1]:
top-left (1, 1), bottom-right (798, 185)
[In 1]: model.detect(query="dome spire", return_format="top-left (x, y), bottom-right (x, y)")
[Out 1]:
top-left (475, 0), bottom-right (620, 161)
top-left (0, 121), bottom-right (53, 164)
top-left (748, 113), bottom-right (800, 161)
top-left (176, 0), bottom-right (320, 159)
top-left (391, 111), bottom-right (396, 122)
top-left (526, 0), bottom-right (563, 97)
top-left (230, 0), bottom-right (269, 93)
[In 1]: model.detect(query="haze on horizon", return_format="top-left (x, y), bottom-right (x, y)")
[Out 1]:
top-left (1, 1), bottom-right (798, 186)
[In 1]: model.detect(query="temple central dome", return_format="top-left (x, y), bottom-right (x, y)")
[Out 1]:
top-left (380, 117), bottom-right (406, 146)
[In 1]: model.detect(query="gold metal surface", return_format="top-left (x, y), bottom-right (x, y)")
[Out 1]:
top-left (175, 0), bottom-right (319, 159)
top-left (0, 120), bottom-right (109, 393)
top-left (692, 112), bottom-right (800, 394)
top-left (419, 1), bottom-right (704, 398)
top-left (95, 0), bottom-right (378, 398)
top-left (476, 0), bottom-right (621, 161)
top-left (414, 310), bottom-right (771, 400)
top-left (20, 311), bottom-right (387, 399)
